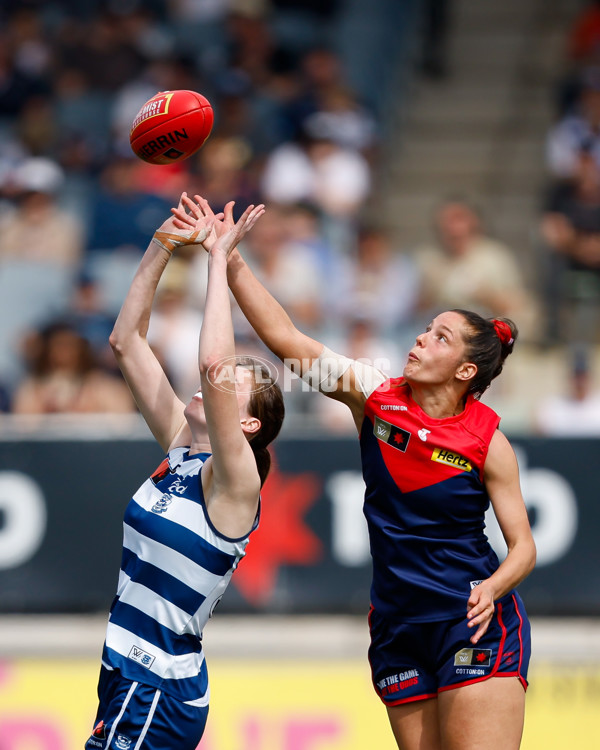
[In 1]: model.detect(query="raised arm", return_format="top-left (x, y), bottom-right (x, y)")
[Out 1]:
top-left (198, 205), bottom-right (267, 536)
top-left (109, 195), bottom-right (210, 451)
top-left (172, 196), bottom-right (372, 426)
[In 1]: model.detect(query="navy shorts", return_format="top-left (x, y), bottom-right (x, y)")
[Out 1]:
top-left (85, 666), bottom-right (209, 750)
top-left (368, 591), bottom-right (531, 706)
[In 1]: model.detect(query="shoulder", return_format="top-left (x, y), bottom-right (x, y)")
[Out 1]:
top-left (485, 429), bottom-right (517, 471)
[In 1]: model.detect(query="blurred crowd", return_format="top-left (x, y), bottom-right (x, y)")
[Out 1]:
top-left (1, 0), bottom-right (600, 435)
top-left (537, 0), bottom-right (600, 434)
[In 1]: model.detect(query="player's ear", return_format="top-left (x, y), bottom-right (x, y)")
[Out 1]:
top-left (241, 417), bottom-right (261, 436)
top-left (456, 361), bottom-right (477, 382)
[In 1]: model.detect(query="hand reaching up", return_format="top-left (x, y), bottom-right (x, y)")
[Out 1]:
top-left (171, 195), bottom-right (263, 255)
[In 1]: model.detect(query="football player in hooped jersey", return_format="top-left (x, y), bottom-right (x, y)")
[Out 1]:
top-left (85, 196), bottom-right (284, 750)
top-left (173, 196), bottom-right (537, 750)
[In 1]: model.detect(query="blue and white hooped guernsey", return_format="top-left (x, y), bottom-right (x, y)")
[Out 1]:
top-left (101, 446), bottom-right (257, 706)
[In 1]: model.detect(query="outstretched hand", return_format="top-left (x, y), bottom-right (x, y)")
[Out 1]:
top-left (209, 202), bottom-right (265, 260)
top-left (171, 194), bottom-right (263, 254)
top-left (152, 193), bottom-right (217, 254)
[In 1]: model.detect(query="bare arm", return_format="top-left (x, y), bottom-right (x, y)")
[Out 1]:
top-left (109, 195), bottom-right (210, 451)
top-left (199, 205), bottom-right (266, 537)
top-left (172, 197), bottom-right (369, 425)
top-left (466, 430), bottom-right (536, 644)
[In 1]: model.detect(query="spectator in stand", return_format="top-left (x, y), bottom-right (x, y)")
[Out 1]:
top-left (260, 117), bottom-right (371, 254)
top-left (281, 46), bottom-right (349, 143)
top-left (54, 9), bottom-right (147, 96)
top-left (238, 201), bottom-right (326, 333)
top-left (540, 141), bottom-right (600, 343)
top-left (334, 225), bottom-right (421, 341)
top-left (0, 27), bottom-right (49, 120)
top-left (53, 66), bottom-right (112, 178)
top-left (567, 0), bottom-right (600, 65)
top-left (415, 198), bottom-right (538, 340)
top-left (61, 271), bottom-right (119, 375)
top-left (547, 65), bottom-right (600, 178)
top-left (86, 157), bottom-right (172, 255)
top-left (0, 156), bottom-right (83, 267)
top-left (189, 134), bottom-right (260, 219)
top-left (557, 0), bottom-right (600, 114)
top-left (12, 320), bottom-right (135, 415)
top-left (535, 348), bottom-right (600, 435)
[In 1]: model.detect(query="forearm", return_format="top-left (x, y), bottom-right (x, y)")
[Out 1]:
top-left (227, 248), bottom-right (308, 361)
top-left (110, 240), bottom-right (170, 349)
top-left (486, 539), bottom-right (536, 601)
top-left (200, 251), bottom-right (235, 371)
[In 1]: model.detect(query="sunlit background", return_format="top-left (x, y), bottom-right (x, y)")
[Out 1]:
top-left (1, 0), bottom-right (600, 748)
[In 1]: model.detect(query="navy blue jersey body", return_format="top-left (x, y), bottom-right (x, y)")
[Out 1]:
top-left (361, 378), bottom-right (502, 623)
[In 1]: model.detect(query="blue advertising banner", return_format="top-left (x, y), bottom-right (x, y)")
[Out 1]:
top-left (0, 434), bottom-right (597, 615)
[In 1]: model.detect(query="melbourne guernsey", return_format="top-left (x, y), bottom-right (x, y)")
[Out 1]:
top-left (361, 377), bottom-right (501, 623)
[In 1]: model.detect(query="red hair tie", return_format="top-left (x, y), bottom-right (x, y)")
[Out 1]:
top-left (492, 319), bottom-right (514, 346)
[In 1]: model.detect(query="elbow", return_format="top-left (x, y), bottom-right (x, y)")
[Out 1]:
top-left (528, 538), bottom-right (537, 574)
top-left (198, 351), bottom-right (219, 379)
top-left (109, 325), bottom-right (139, 359)
top-left (109, 327), bottom-right (125, 358)
top-left (199, 353), bottom-right (232, 387)
top-left (109, 328), bottom-right (121, 356)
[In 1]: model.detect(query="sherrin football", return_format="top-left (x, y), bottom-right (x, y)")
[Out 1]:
top-left (130, 90), bottom-right (214, 165)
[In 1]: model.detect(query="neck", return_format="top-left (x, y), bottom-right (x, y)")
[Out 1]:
top-left (407, 382), bottom-right (466, 419)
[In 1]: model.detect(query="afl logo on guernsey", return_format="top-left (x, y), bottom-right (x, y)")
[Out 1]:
top-left (430, 447), bottom-right (472, 472)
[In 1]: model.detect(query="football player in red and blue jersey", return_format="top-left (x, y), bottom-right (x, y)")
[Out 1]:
top-left (174, 196), bottom-right (536, 750)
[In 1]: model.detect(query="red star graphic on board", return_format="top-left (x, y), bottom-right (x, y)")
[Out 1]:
top-left (233, 457), bottom-right (323, 605)
top-left (393, 433), bottom-right (403, 444)
top-left (476, 652), bottom-right (487, 663)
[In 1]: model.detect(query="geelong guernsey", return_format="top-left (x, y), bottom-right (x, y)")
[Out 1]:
top-left (361, 378), bottom-right (501, 623)
top-left (101, 446), bottom-right (257, 705)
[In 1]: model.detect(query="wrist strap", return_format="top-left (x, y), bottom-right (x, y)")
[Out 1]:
top-left (152, 228), bottom-right (206, 254)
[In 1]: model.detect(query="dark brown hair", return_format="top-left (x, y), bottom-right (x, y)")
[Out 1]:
top-left (452, 309), bottom-right (518, 398)
top-left (237, 358), bottom-right (285, 487)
